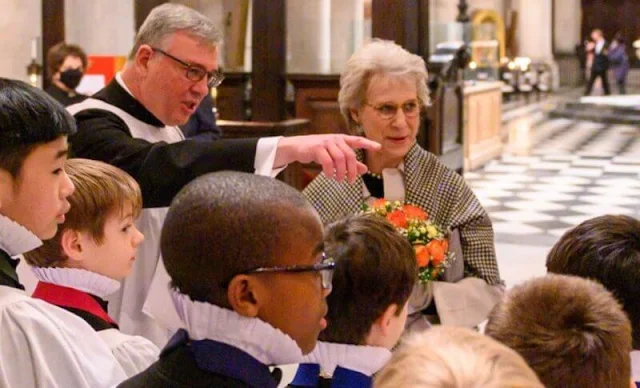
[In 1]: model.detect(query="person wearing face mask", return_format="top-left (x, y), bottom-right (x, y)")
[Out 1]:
top-left (45, 42), bottom-right (89, 106)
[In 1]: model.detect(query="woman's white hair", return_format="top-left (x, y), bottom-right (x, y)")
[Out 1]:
top-left (338, 39), bottom-right (430, 134)
top-left (130, 3), bottom-right (222, 59)
top-left (374, 326), bottom-right (544, 388)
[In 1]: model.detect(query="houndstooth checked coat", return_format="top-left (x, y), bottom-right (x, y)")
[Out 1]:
top-left (303, 143), bottom-right (504, 327)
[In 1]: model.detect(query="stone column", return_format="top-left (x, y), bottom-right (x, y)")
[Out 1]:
top-left (430, 0), bottom-right (462, 52)
top-left (330, 0), bottom-right (364, 73)
top-left (65, 0), bottom-right (135, 56)
top-left (0, 0), bottom-right (42, 83)
top-left (553, 0), bottom-right (581, 54)
top-left (286, 0), bottom-right (331, 73)
top-left (513, 0), bottom-right (553, 61)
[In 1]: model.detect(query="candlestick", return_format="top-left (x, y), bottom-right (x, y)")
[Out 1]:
top-left (31, 38), bottom-right (37, 60)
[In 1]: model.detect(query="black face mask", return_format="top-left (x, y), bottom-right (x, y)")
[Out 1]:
top-left (59, 68), bottom-right (83, 90)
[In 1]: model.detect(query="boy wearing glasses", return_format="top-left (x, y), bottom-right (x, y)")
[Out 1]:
top-left (290, 214), bottom-right (417, 387)
top-left (68, 3), bottom-right (378, 346)
top-left (119, 171), bottom-right (334, 387)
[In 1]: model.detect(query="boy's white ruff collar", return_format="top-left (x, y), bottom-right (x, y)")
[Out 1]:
top-left (31, 267), bottom-right (121, 299)
top-left (171, 288), bottom-right (305, 365)
top-left (0, 214), bottom-right (42, 257)
top-left (302, 341), bottom-right (391, 377)
top-left (303, 341), bottom-right (391, 376)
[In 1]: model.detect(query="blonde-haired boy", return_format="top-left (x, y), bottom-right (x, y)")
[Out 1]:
top-left (25, 158), bottom-right (158, 376)
top-left (375, 326), bottom-right (543, 388)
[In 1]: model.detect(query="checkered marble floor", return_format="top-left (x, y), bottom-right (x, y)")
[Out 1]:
top-left (466, 119), bottom-right (640, 245)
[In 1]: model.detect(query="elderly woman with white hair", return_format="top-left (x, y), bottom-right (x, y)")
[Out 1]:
top-left (303, 40), bottom-right (503, 329)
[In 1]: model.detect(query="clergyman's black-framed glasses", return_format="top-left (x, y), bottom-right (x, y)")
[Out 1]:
top-left (242, 254), bottom-right (336, 290)
top-left (151, 47), bottom-right (225, 88)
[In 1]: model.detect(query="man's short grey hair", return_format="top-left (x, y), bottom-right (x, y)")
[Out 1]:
top-left (338, 39), bottom-right (430, 134)
top-left (129, 3), bottom-right (223, 59)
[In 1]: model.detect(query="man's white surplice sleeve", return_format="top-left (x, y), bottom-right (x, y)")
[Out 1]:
top-left (254, 137), bottom-right (286, 177)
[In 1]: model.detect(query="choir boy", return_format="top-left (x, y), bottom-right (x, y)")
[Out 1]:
top-left (0, 78), bottom-right (126, 386)
top-left (290, 214), bottom-right (416, 387)
top-left (25, 158), bottom-right (159, 377)
top-left (119, 171), bottom-right (335, 387)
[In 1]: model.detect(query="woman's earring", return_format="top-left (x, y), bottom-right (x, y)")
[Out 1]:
top-left (355, 123), bottom-right (364, 135)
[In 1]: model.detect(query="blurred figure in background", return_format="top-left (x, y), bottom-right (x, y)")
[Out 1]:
top-left (584, 29), bottom-right (610, 96)
top-left (45, 42), bottom-right (89, 106)
top-left (609, 33), bottom-right (630, 95)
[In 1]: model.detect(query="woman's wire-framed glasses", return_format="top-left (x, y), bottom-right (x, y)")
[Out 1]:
top-left (364, 99), bottom-right (422, 120)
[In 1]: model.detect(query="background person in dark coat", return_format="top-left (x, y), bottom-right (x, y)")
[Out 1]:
top-left (585, 29), bottom-right (611, 96)
top-left (608, 33), bottom-right (630, 95)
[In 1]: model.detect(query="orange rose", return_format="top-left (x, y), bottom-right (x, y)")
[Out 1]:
top-left (427, 240), bottom-right (445, 266)
top-left (372, 198), bottom-right (388, 209)
top-left (414, 245), bottom-right (430, 267)
top-left (403, 205), bottom-right (428, 220)
top-left (441, 239), bottom-right (449, 253)
top-left (386, 210), bottom-right (407, 228)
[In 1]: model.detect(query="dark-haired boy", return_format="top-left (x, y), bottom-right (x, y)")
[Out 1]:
top-left (290, 214), bottom-right (417, 387)
top-left (546, 214), bottom-right (640, 386)
top-left (119, 171), bottom-right (334, 387)
top-left (0, 78), bottom-right (126, 386)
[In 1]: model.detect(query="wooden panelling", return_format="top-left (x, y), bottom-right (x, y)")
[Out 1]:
top-left (218, 118), bottom-right (309, 189)
top-left (289, 74), bottom-right (345, 136)
top-left (463, 82), bottom-right (503, 171)
top-left (371, 0), bottom-right (430, 57)
top-left (42, 0), bottom-right (65, 89)
top-left (422, 84), bottom-right (465, 173)
top-left (216, 72), bottom-right (249, 120)
top-left (134, 0), bottom-right (168, 31)
top-left (251, 0), bottom-right (286, 121)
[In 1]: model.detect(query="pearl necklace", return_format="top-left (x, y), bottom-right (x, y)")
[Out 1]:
top-left (365, 171), bottom-right (383, 180)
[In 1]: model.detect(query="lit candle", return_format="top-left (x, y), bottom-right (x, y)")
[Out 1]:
top-left (31, 38), bottom-right (37, 60)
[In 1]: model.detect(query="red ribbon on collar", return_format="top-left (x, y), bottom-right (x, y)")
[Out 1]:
top-left (32, 281), bottom-right (117, 325)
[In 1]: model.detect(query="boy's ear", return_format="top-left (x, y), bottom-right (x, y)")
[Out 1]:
top-left (227, 275), bottom-right (262, 317)
top-left (60, 229), bottom-right (85, 262)
top-left (376, 304), bottom-right (400, 336)
top-left (0, 169), bottom-right (14, 210)
top-left (366, 303), bottom-right (401, 347)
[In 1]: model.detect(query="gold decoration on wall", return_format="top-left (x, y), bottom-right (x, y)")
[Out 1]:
top-left (471, 9), bottom-right (506, 60)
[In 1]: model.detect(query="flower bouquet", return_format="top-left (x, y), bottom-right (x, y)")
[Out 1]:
top-left (362, 199), bottom-right (454, 284)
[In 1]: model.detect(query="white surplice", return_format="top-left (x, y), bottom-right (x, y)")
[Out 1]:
top-left (0, 216), bottom-right (127, 387)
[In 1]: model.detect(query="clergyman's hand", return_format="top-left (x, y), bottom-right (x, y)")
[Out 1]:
top-left (274, 135), bottom-right (381, 183)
